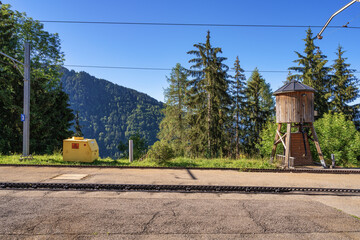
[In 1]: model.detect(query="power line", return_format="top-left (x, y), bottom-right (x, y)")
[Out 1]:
top-left (64, 64), bottom-right (286, 72)
top-left (40, 20), bottom-right (360, 29)
top-left (64, 64), bottom-right (360, 73)
top-left (65, 65), bottom-right (171, 71)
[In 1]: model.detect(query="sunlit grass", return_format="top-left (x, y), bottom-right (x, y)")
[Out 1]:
top-left (0, 154), bottom-right (276, 169)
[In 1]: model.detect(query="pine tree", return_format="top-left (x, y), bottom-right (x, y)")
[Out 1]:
top-left (288, 28), bottom-right (331, 118)
top-left (229, 56), bottom-right (247, 158)
top-left (330, 45), bottom-right (359, 121)
top-left (74, 111), bottom-right (83, 137)
top-left (244, 68), bottom-right (274, 154)
top-left (158, 63), bottom-right (188, 156)
top-left (187, 31), bottom-right (231, 158)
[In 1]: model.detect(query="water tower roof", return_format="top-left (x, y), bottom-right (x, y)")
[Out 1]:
top-left (273, 80), bottom-right (315, 95)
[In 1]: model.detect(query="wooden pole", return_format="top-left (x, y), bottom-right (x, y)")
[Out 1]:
top-left (284, 123), bottom-right (292, 168)
top-left (310, 123), bottom-right (327, 168)
top-left (270, 123), bottom-right (282, 162)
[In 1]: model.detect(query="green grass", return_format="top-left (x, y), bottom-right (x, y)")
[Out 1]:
top-left (0, 154), bottom-right (276, 169)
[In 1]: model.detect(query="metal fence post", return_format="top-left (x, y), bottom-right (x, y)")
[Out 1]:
top-left (331, 154), bottom-right (335, 168)
top-left (129, 140), bottom-right (133, 162)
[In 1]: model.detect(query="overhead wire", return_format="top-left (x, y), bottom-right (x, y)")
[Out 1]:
top-left (39, 20), bottom-right (360, 29)
top-left (64, 65), bottom-right (360, 74)
top-left (50, 20), bottom-right (358, 74)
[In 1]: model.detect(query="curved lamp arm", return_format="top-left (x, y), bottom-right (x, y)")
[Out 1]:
top-left (317, 0), bottom-right (360, 39)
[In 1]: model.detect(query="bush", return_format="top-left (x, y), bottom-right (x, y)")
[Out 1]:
top-left (147, 140), bottom-right (175, 164)
top-left (314, 112), bottom-right (360, 167)
top-left (256, 119), bottom-right (286, 158)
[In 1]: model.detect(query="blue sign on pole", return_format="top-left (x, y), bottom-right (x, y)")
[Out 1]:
top-left (21, 114), bottom-right (25, 122)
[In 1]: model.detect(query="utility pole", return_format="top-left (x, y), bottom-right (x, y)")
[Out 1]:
top-left (0, 42), bottom-right (31, 157)
top-left (23, 43), bottom-right (31, 156)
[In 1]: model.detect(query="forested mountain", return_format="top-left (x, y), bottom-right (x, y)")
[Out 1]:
top-left (61, 68), bottom-right (164, 158)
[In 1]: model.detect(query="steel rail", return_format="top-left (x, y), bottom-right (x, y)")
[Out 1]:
top-left (0, 182), bottom-right (359, 195)
top-left (0, 163), bottom-right (360, 174)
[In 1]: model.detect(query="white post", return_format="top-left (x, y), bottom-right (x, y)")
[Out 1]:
top-left (23, 42), bottom-right (30, 156)
top-left (129, 140), bottom-right (133, 162)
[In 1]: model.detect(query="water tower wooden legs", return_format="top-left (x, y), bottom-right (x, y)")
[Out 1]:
top-left (309, 123), bottom-right (327, 168)
top-left (270, 122), bottom-right (327, 168)
top-left (270, 123), bottom-right (292, 167)
top-left (284, 123), bottom-right (292, 168)
top-left (270, 124), bottom-right (282, 162)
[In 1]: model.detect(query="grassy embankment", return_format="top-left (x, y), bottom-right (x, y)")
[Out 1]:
top-left (0, 154), bottom-right (276, 169)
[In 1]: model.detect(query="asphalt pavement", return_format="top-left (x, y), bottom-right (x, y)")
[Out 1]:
top-left (0, 166), bottom-right (360, 239)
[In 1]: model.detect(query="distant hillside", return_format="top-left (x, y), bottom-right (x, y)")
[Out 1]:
top-left (61, 68), bottom-right (164, 158)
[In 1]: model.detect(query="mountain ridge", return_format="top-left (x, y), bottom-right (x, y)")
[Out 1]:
top-left (60, 68), bottom-right (164, 158)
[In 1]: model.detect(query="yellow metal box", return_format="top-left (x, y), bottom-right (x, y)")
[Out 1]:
top-left (63, 137), bottom-right (99, 162)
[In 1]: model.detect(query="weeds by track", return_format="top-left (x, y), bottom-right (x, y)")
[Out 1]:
top-left (0, 163), bottom-right (360, 174)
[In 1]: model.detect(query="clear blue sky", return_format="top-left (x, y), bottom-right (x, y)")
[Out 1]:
top-left (6, 0), bottom-right (360, 102)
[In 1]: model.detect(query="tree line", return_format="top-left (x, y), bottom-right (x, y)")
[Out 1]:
top-left (152, 29), bottom-right (359, 160)
top-left (0, 4), bottom-right (74, 154)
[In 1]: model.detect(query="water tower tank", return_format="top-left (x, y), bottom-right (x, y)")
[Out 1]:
top-left (270, 80), bottom-right (326, 168)
top-left (273, 80), bottom-right (315, 123)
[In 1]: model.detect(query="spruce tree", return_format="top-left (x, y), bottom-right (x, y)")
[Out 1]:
top-left (288, 28), bottom-right (331, 118)
top-left (158, 63), bottom-right (188, 156)
top-left (187, 31), bottom-right (231, 158)
top-left (330, 45), bottom-right (359, 121)
top-left (244, 68), bottom-right (274, 154)
top-left (229, 56), bottom-right (247, 158)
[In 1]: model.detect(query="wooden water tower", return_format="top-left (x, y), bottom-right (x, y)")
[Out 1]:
top-left (270, 80), bottom-right (326, 168)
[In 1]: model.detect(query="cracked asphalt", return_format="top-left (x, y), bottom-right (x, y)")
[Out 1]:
top-left (0, 190), bottom-right (360, 239)
top-left (1, 166), bottom-right (360, 239)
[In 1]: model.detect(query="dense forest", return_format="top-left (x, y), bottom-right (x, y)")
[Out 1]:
top-left (154, 31), bottom-right (275, 159)
top-left (151, 29), bottom-right (360, 164)
top-left (61, 68), bottom-right (163, 158)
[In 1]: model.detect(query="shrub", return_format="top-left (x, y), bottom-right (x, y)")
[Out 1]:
top-left (256, 119), bottom-right (286, 158)
top-left (313, 112), bottom-right (360, 167)
top-left (147, 140), bottom-right (175, 164)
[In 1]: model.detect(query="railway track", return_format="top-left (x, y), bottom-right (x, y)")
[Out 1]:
top-left (0, 182), bottom-right (359, 195)
top-left (0, 163), bottom-right (360, 174)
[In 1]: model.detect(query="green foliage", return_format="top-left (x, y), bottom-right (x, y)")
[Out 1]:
top-left (158, 63), bottom-right (188, 156)
top-left (186, 31), bottom-right (231, 158)
top-left (288, 28), bottom-right (331, 118)
top-left (0, 4), bottom-right (74, 155)
top-left (244, 68), bottom-right (274, 154)
top-left (0, 154), bottom-right (276, 169)
top-left (147, 140), bottom-right (175, 164)
top-left (229, 56), bottom-right (247, 158)
top-left (313, 112), bottom-right (360, 167)
top-left (257, 113), bottom-right (360, 167)
top-left (117, 133), bottom-right (148, 160)
top-left (256, 119), bottom-right (286, 158)
top-left (330, 45), bottom-right (359, 122)
top-left (61, 68), bottom-right (163, 158)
